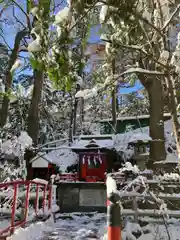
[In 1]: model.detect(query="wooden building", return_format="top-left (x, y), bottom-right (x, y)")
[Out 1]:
top-left (28, 152), bottom-right (58, 180)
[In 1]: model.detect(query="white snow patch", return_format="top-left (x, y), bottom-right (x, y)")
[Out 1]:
top-left (129, 133), bottom-right (152, 143)
top-left (45, 148), bottom-right (78, 172)
top-left (120, 162), bottom-right (140, 174)
top-left (71, 138), bottom-right (114, 149)
top-left (1, 131), bottom-right (32, 158)
top-left (106, 176), bottom-right (117, 196)
top-left (7, 216), bottom-right (54, 240)
top-left (32, 178), bottom-right (48, 185)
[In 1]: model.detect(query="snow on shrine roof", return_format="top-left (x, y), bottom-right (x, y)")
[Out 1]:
top-left (45, 148), bottom-right (78, 171)
top-left (78, 134), bottom-right (113, 140)
top-left (30, 148), bottom-right (78, 172)
top-left (71, 138), bottom-right (114, 149)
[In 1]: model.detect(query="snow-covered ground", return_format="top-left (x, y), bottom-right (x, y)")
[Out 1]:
top-left (6, 213), bottom-right (180, 240)
top-left (41, 215), bottom-right (180, 240)
top-left (41, 213), bottom-right (106, 240)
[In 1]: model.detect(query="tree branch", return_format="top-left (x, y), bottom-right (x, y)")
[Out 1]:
top-left (8, 29), bottom-right (28, 73)
top-left (76, 67), bottom-right (166, 99)
top-left (12, 5), bottom-right (26, 29)
top-left (101, 38), bottom-right (168, 69)
top-left (162, 4), bottom-right (180, 30)
top-left (10, 0), bottom-right (31, 31)
top-left (134, 11), bottom-right (164, 38)
top-left (119, 68), bottom-right (166, 77)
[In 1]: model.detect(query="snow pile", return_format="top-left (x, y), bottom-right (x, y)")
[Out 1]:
top-left (36, 204), bottom-right (59, 217)
top-left (13, 212), bottom-right (180, 240)
top-left (120, 162), bottom-right (140, 174)
top-left (45, 148), bottom-right (78, 172)
top-left (7, 216), bottom-right (54, 240)
top-left (45, 212), bottom-right (106, 239)
top-left (0, 162), bottom-right (21, 181)
top-left (102, 221), bottom-right (180, 240)
top-left (32, 178), bottom-right (48, 185)
top-left (122, 222), bottom-right (180, 240)
top-left (157, 173), bottom-right (180, 182)
top-left (1, 131), bottom-right (32, 158)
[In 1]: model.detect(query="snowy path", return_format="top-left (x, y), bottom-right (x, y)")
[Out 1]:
top-left (39, 214), bottom-right (180, 240)
top-left (41, 213), bottom-right (106, 240)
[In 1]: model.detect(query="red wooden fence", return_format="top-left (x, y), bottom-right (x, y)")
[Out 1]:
top-left (0, 179), bottom-right (52, 237)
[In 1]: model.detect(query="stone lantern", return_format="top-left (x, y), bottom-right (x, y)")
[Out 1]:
top-left (128, 133), bottom-right (151, 170)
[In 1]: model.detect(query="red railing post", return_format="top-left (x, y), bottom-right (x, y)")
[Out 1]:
top-left (35, 183), bottom-right (39, 215)
top-left (106, 176), bottom-right (121, 240)
top-left (42, 184), bottom-right (47, 213)
top-left (11, 183), bottom-right (18, 234)
top-left (107, 201), bottom-right (121, 240)
top-left (24, 182), bottom-right (31, 221)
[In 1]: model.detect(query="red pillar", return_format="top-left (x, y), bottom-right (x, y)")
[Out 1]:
top-left (107, 201), bottom-right (121, 240)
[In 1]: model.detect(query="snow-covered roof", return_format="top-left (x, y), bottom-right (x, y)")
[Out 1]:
top-left (128, 133), bottom-right (152, 143)
top-left (30, 148), bottom-right (78, 173)
top-left (71, 138), bottom-right (114, 149)
top-left (78, 134), bottom-right (113, 139)
top-left (45, 149), bottom-right (77, 172)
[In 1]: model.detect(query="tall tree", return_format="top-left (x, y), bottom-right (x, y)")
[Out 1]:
top-left (27, 0), bottom-right (51, 145)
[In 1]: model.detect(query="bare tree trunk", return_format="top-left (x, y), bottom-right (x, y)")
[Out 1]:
top-left (68, 99), bottom-right (74, 144)
top-left (27, 70), bottom-right (44, 145)
top-left (138, 65), bottom-right (166, 163)
top-left (68, 83), bottom-right (80, 144)
top-left (73, 84), bottom-right (80, 136)
top-left (111, 59), bottom-right (117, 132)
top-left (148, 79), bottom-right (166, 162)
top-left (79, 97), bottom-right (84, 134)
top-left (111, 88), bottom-right (117, 132)
top-left (116, 85), bottom-right (119, 112)
top-left (0, 29), bottom-right (27, 127)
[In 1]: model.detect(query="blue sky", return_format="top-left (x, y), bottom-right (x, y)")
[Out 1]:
top-left (0, 1), bottom-right (142, 94)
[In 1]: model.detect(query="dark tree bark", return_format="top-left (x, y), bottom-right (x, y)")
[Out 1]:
top-left (111, 59), bottom-right (117, 133)
top-left (148, 79), bottom-right (166, 162)
top-left (27, 70), bottom-right (44, 145)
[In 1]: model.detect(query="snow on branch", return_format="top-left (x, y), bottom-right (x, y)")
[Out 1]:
top-left (122, 67), bottom-right (165, 76)
top-left (101, 38), bottom-right (168, 69)
top-left (101, 38), bottom-right (146, 53)
top-left (75, 68), bottom-right (165, 100)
